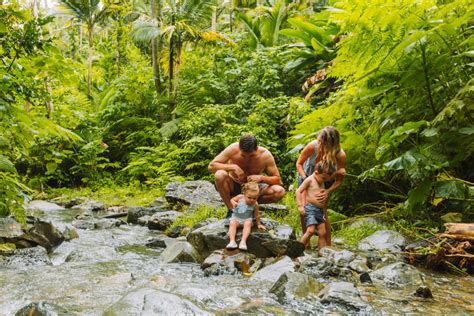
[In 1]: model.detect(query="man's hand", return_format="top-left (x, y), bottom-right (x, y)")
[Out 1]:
top-left (315, 189), bottom-right (329, 206)
top-left (229, 165), bottom-right (245, 182)
top-left (257, 224), bottom-right (266, 230)
top-left (247, 175), bottom-right (263, 183)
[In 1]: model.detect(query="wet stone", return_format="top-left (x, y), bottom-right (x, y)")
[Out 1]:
top-left (15, 301), bottom-right (68, 316)
top-left (414, 286), bottom-right (433, 299)
top-left (269, 272), bottom-right (323, 304)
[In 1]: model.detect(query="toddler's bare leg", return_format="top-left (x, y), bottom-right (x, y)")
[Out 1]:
top-left (228, 219), bottom-right (239, 242)
top-left (241, 219), bottom-right (252, 242)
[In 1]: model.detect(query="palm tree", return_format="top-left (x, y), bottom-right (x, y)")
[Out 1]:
top-left (133, 0), bottom-right (218, 114)
top-left (60, 0), bottom-right (111, 97)
top-left (236, 0), bottom-right (292, 49)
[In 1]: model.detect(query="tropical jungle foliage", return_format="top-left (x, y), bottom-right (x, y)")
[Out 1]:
top-left (1, 0), bottom-right (472, 232)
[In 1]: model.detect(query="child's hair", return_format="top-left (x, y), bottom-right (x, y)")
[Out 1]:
top-left (242, 182), bottom-right (260, 194)
top-left (314, 161), bottom-right (333, 176)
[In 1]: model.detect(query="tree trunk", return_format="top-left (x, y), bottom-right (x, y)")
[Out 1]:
top-left (151, 0), bottom-right (162, 93)
top-left (44, 0), bottom-right (52, 35)
top-left (87, 23), bottom-right (93, 97)
top-left (116, 15), bottom-right (122, 76)
top-left (211, 5), bottom-right (217, 31)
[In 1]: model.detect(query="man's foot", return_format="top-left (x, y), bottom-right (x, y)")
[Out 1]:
top-left (226, 241), bottom-right (238, 249)
top-left (239, 241), bottom-right (247, 251)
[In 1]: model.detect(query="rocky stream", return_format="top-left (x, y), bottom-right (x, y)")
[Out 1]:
top-left (1, 181), bottom-right (473, 315)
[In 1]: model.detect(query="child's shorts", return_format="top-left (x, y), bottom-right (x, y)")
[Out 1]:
top-left (304, 204), bottom-right (325, 227)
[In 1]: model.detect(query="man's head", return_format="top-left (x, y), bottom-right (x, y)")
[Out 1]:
top-left (239, 134), bottom-right (258, 153)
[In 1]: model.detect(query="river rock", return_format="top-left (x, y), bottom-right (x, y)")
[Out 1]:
top-left (25, 200), bottom-right (65, 212)
top-left (145, 236), bottom-right (177, 249)
top-left (71, 200), bottom-right (105, 212)
top-left (0, 246), bottom-right (51, 266)
top-left (370, 262), bottom-right (424, 288)
top-left (15, 301), bottom-right (68, 316)
top-left (94, 218), bottom-right (124, 229)
top-left (187, 219), bottom-right (304, 259)
top-left (103, 287), bottom-right (211, 315)
top-left (358, 230), bottom-right (407, 253)
top-left (269, 272), bottom-right (323, 304)
top-left (147, 211), bottom-right (183, 231)
top-left (259, 203), bottom-right (289, 216)
top-left (127, 206), bottom-right (168, 224)
top-left (0, 217), bottom-right (23, 239)
top-left (165, 180), bottom-right (224, 210)
top-left (62, 196), bottom-right (88, 208)
top-left (318, 281), bottom-right (373, 312)
top-left (201, 249), bottom-right (257, 276)
top-left (251, 256), bottom-right (296, 282)
top-left (159, 241), bottom-right (202, 263)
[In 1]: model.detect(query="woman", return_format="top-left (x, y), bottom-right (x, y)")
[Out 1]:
top-left (296, 126), bottom-right (346, 246)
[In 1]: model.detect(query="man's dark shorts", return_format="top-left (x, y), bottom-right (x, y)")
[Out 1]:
top-left (304, 204), bottom-right (325, 227)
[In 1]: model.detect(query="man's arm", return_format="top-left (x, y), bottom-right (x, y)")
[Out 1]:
top-left (296, 142), bottom-right (316, 179)
top-left (248, 151), bottom-right (282, 185)
top-left (208, 144), bottom-right (244, 179)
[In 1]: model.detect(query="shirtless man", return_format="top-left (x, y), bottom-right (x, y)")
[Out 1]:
top-left (208, 134), bottom-right (286, 219)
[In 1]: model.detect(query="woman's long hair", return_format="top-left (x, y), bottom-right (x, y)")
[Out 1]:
top-left (317, 126), bottom-right (341, 169)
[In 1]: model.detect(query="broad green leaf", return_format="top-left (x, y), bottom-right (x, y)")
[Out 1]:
top-left (0, 155), bottom-right (16, 173)
top-left (435, 180), bottom-right (467, 199)
top-left (46, 162), bottom-right (57, 174)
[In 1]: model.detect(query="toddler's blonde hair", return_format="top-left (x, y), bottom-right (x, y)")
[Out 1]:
top-left (242, 182), bottom-right (260, 194)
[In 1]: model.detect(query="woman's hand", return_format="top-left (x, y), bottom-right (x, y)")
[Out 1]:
top-left (315, 189), bottom-right (329, 206)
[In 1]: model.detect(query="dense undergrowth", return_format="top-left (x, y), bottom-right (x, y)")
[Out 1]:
top-left (1, 0), bottom-right (472, 234)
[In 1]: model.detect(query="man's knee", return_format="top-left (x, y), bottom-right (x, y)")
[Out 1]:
top-left (214, 170), bottom-right (229, 182)
top-left (271, 185), bottom-right (285, 200)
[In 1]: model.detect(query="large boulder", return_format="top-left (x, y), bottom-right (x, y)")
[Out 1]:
top-left (187, 219), bottom-right (304, 259)
top-left (70, 200), bottom-right (106, 212)
top-left (165, 180), bottom-right (224, 210)
top-left (103, 287), bottom-right (211, 315)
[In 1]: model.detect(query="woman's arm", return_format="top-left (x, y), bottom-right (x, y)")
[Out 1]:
top-left (296, 142), bottom-right (316, 179)
top-left (326, 149), bottom-right (346, 195)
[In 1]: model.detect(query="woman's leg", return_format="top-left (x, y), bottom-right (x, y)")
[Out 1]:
top-left (323, 207), bottom-right (331, 246)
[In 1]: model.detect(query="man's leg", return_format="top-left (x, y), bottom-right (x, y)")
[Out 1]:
top-left (214, 170), bottom-right (235, 211)
top-left (258, 185), bottom-right (286, 204)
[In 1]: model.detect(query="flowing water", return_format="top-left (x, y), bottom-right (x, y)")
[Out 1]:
top-left (1, 208), bottom-right (473, 315)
